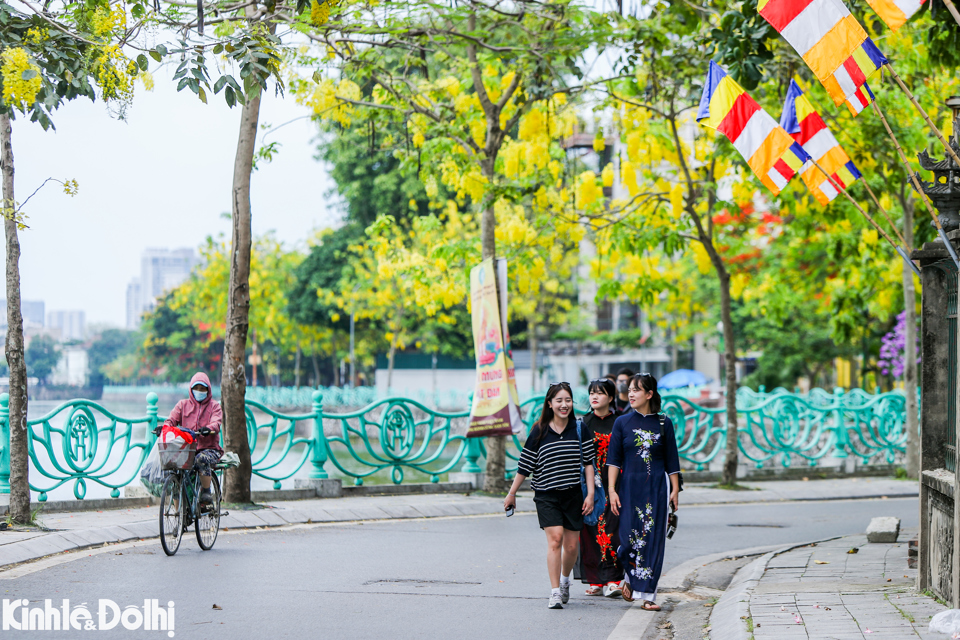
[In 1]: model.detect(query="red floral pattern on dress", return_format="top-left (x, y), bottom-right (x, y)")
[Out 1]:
top-left (594, 432), bottom-right (611, 469)
top-left (595, 512), bottom-right (615, 561)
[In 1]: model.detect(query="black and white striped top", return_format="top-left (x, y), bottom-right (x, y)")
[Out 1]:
top-left (517, 419), bottom-right (596, 491)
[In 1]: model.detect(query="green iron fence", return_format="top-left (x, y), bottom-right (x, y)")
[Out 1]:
top-left (0, 386), bottom-right (913, 500)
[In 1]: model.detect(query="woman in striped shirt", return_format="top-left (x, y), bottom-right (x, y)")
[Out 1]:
top-left (504, 382), bottom-right (596, 609)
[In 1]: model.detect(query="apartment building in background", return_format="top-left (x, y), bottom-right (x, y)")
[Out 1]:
top-left (47, 310), bottom-right (86, 341)
top-left (126, 248), bottom-right (197, 329)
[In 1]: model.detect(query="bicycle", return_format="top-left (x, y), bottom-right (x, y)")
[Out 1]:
top-left (157, 428), bottom-right (229, 556)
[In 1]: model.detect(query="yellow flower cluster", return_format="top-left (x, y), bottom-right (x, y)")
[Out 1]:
top-left (299, 78), bottom-right (360, 126)
top-left (311, 0), bottom-right (332, 26)
top-left (0, 48), bottom-right (42, 108)
top-left (90, 6), bottom-right (125, 38)
top-left (93, 45), bottom-right (136, 108)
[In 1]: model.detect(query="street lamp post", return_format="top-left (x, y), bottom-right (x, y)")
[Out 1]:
top-left (349, 311), bottom-right (356, 389)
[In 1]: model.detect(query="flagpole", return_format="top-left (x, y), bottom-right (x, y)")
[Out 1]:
top-left (886, 63), bottom-right (960, 169)
top-left (870, 99), bottom-right (960, 271)
top-left (859, 179), bottom-right (909, 248)
top-left (939, 0), bottom-right (960, 29)
top-left (809, 156), bottom-right (921, 276)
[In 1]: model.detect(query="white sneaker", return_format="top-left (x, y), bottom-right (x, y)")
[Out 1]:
top-left (548, 593), bottom-right (563, 609)
top-left (559, 582), bottom-right (570, 604)
top-left (604, 583), bottom-right (623, 598)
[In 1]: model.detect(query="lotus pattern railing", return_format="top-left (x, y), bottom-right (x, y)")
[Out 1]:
top-left (0, 386), bottom-right (913, 500)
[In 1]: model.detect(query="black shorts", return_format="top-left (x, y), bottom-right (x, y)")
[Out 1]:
top-left (533, 486), bottom-right (584, 531)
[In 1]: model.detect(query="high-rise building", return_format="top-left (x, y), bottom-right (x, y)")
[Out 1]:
top-left (126, 279), bottom-right (142, 330)
top-left (126, 248), bottom-right (196, 329)
top-left (0, 299), bottom-right (45, 329)
top-left (47, 310), bottom-right (86, 341)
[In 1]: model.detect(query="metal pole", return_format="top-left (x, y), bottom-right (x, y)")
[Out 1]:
top-left (349, 311), bottom-right (356, 389)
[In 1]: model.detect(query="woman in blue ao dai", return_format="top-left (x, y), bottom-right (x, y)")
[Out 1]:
top-left (606, 373), bottom-right (680, 610)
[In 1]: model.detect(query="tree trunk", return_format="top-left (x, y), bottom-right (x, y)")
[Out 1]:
top-left (717, 268), bottom-right (740, 486)
top-left (311, 341), bottom-right (321, 387)
top-left (479, 163), bottom-right (506, 492)
top-left (903, 197), bottom-right (919, 478)
top-left (387, 332), bottom-right (398, 390)
top-left (670, 327), bottom-right (679, 371)
top-left (294, 343), bottom-right (301, 390)
top-left (220, 89), bottom-right (262, 505)
top-left (1, 114), bottom-right (29, 524)
top-left (529, 320), bottom-right (538, 393)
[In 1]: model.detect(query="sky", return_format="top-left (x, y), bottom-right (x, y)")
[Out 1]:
top-left (3, 67), bottom-right (341, 329)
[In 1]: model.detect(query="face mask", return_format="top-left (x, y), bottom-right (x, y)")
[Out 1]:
top-left (192, 389), bottom-right (208, 402)
top-left (617, 382), bottom-right (628, 393)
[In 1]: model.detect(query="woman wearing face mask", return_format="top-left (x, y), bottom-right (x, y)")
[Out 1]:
top-left (607, 373), bottom-right (680, 610)
top-left (504, 382), bottom-right (595, 610)
top-left (578, 378), bottom-right (624, 598)
top-left (161, 372), bottom-right (223, 506)
top-left (614, 368), bottom-right (634, 413)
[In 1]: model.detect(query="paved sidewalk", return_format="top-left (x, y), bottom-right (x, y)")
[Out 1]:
top-left (683, 477), bottom-right (916, 506)
top-left (712, 529), bottom-right (948, 639)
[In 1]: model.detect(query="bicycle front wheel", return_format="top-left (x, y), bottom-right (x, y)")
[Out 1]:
top-left (195, 474), bottom-right (221, 551)
top-left (159, 474), bottom-right (184, 556)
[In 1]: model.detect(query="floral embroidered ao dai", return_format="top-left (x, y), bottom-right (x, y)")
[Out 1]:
top-left (606, 411), bottom-right (681, 600)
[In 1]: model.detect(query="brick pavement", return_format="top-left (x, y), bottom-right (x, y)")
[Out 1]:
top-left (737, 531), bottom-right (946, 640)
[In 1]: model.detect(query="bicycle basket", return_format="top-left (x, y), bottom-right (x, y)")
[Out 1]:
top-left (158, 440), bottom-right (197, 470)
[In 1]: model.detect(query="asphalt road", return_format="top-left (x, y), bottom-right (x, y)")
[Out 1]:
top-left (0, 496), bottom-right (918, 640)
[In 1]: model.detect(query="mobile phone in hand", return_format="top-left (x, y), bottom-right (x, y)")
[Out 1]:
top-left (505, 506), bottom-right (515, 517)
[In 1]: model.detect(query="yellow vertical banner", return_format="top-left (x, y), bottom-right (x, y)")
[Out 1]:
top-left (496, 258), bottom-right (522, 432)
top-left (467, 258), bottom-right (521, 438)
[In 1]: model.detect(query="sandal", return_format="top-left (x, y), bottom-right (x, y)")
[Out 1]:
top-left (640, 600), bottom-right (661, 611)
top-left (585, 585), bottom-right (603, 596)
top-left (620, 580), bottom-right (634, 602)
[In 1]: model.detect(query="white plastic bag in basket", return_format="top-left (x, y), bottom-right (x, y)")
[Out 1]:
top-left (160, 432), bottom-right (191, 469)
top-left (930, 609), bottom-right (960, 635)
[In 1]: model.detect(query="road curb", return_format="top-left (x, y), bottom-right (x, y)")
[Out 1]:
top-left (707, 536), bottom-right (842, 639)
top-left (606, 542), bottom-right (794, 640)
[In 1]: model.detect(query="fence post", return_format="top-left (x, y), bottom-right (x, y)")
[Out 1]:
top-left (0, 393), bottom-right (8, 493)
top-left (832, 387), bottom-right (849, 458)
top-left (146, 392), bottom-right (159, 441)
top-left (309, 390), bottom-right (328, 479)
top-left (461, 437), bottom-right (483, 473)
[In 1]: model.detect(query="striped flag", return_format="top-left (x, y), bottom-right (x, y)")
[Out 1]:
top-left (758, 0), bottom-right (888, 109)
top-left (697, 61), bottom-right (809, 195)
top-left (844, 83), bottom-right (875, 115)
top-left (780, 80), bottom-right (862, 205)
top-left (866, 0), bottom-right (925, 31)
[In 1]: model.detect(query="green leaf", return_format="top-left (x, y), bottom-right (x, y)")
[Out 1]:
top-left (213, 43), bottom-right (223, 55)
top-left (21, 69), bottom-right (37, 80)
top-left (149, 50), bottom-right (162, 63)
top-left (225, 86), bottom-right (235, 107)
top-left (198, 86), bottom-right (208, 104)
top-left (156, 44), bottom-right (168, 56)
top-left (213, 76), bottom-right (228, 94)
top-left (136, 54), bottom-right (149, 71)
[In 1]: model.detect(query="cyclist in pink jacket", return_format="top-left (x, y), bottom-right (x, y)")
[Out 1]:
top-left (162, 372), bottom-right (223, 506)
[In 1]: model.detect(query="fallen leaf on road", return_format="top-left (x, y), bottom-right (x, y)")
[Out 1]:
top-left (886, 578), bottom-right (891, 582)
top-left (212, 605), bottom-right (222, 610)
top-left (814, 560), bottom-right (830, 564)
top-left (824, 607), bottom-right (832, 611)
top-left (847, 548), bottom-right (859, 554)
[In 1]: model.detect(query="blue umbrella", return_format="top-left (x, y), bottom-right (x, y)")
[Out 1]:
top-left (657, 369), bottom-right (712, 389)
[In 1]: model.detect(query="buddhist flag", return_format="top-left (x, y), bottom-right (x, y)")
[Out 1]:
top-left (758, 0), bottom-right (888, 109)
top-left (780, 80), bottom-right (862, 205)
top-left (866, 0), bottom-right (925, 31)
top-left (844, 82), bottom-right (875, 115)
top-left (697, 61), bottom-right (808, 195)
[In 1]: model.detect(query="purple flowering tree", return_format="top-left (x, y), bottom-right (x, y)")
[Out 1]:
top-left (877, 311), bottom-right (920, 379)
